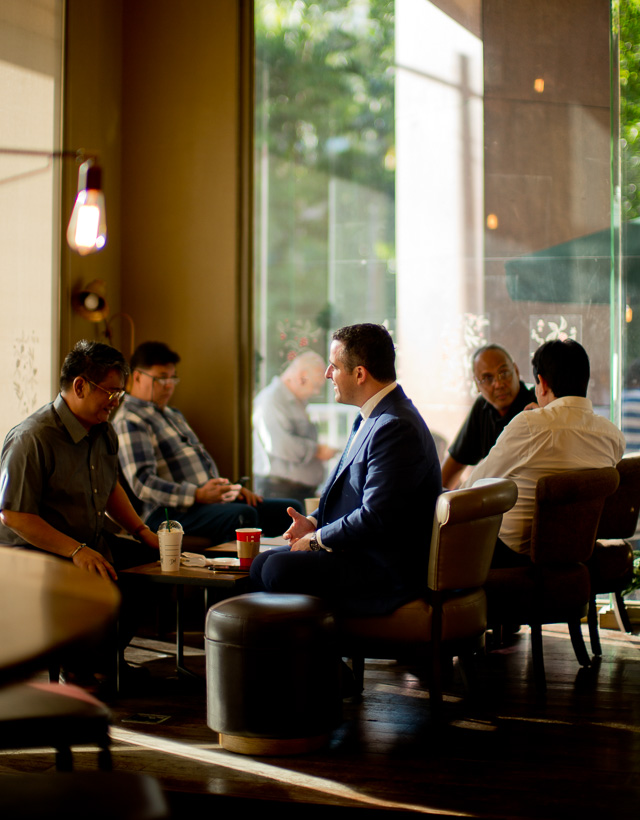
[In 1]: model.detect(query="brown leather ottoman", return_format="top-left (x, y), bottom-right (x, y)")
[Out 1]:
top-left (205, 592), bottom-right (340, 755)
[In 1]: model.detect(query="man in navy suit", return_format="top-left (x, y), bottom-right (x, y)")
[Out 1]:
top-left (250, 324), bottom-right (442, 615)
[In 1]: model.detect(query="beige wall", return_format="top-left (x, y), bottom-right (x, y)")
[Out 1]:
top-left (63, 0), bottom-right (251, 479)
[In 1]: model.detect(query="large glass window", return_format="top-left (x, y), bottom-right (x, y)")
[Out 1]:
top-left (254, 0), bottom-right (397, 459)
top-left (254, 0), bottom-right (629, 481)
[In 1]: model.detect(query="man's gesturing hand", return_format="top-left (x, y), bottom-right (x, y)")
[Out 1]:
top-left (283, 507), bottom-right (316, 547)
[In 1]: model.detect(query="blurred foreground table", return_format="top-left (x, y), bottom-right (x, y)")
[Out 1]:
top-left (0, 546), bottom-right (121, 687)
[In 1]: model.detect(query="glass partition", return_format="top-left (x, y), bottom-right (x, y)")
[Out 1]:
top-left (254, 0), bottom-right (630, 478)
top-left (617, 0), bottom-right (640, 450)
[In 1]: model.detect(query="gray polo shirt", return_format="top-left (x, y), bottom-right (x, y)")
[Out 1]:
top-left (0, 393), bottom-right (119, 555)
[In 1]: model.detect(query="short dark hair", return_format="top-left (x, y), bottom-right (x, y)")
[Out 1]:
top-left (60, 340), bottom-right (129, 391)
top-left (130, 342), bottom-right (181, 371)
top-left (531, 339), bottom-right (590, 398)
top-left (472, 343), bottom-right (514, 366)
top-left (332, 324), bottom-right (396, 382)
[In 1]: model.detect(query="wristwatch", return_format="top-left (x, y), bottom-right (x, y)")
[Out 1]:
top-left (309, 533), bottom-right (321, 551)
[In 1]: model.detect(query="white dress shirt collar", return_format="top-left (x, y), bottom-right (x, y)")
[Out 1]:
top-left (359, 381), bottom-right (398, 421)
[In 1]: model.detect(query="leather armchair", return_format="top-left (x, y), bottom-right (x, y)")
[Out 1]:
top-left (587, 454), bottom-right (640, 654)
top-left (340, 477), bottom-right (518, 714)
top-left (485, 467), bottom-right (620, 690)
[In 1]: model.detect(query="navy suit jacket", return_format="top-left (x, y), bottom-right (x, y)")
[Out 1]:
top-left (315, 385), bottom-right (441, 615)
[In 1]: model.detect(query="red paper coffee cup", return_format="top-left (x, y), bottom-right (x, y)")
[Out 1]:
top-left (236, 527), bottom-right (262, 566)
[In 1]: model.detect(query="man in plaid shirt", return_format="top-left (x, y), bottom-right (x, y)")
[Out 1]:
top-left (114, 342), bottom-right (301, 544)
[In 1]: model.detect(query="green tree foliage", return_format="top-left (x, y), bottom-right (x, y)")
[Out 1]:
top-left (616, 2), bottom-right (640, 372)
top-left (619, 0), bottom-right (640, 218)
top-left (254, 1), bottom-right (397, 384)
top-left (256, 0), bottom-right (395, 197)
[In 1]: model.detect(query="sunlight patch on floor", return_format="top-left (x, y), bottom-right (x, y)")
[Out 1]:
top-left (591, 721), bottom-right (640, 734)
top-left (499, 715), bottom-right (573, 726)
top-left (449, 719), bottom-right (498, 732)
top-left (498, 715), bottom-right (640, 733)
top-left (371, 683), bottom-right (462, 703)
top-left (110, 726), bottom-right (474, 816)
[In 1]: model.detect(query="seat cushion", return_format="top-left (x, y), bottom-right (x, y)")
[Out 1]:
top-left (205, 592), bottom-right (335, 647)
top-left (486, 564), bottom-right (590, 624)
top-left (341, 588), bottom-right (486, 646)
top-left (0, 683), bottom-right (111, 751)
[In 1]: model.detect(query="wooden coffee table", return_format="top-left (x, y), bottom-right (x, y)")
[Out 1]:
top-left (120, 561), bottom-right (251, 679)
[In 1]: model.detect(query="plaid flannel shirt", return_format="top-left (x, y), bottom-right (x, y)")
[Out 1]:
top-left (114, 395), bottom-right (219, 519)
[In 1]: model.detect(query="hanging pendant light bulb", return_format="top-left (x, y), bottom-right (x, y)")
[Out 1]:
top-left (66, 159), bottom-right (107, 255)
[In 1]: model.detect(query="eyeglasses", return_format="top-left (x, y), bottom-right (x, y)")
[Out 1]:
top-left (86, 379), bottom-right (126, 403)
top-left (475, 367), bottom-right (513, 389)
top-left (136, 370), bottom-right (180, 387)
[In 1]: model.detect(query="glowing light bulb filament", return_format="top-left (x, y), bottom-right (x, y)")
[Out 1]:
top-left (75, 204), bottom-right (100, 248)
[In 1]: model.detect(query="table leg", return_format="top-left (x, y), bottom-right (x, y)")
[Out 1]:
top-left (115, 618), bottom-right (121, 695)
top-left (175, 585), bottom-right (201, 680)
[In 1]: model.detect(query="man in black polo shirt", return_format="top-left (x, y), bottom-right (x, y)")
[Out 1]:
top-left (441, 344), bottom-right (536, 489)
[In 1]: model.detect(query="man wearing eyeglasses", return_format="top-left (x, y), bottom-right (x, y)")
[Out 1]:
top-left (441, 344), bottom-right (536, 489)
top-left (0, 339), bottom-right (159, 579)
top-left (115, 342), bottom-right (300, 545)
top-left (463, 340), bottom-right (625, 565)
top-left (0, 340), bottom-right (162, 692)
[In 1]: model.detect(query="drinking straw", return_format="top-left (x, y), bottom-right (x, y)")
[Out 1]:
top-left (165, 508), bottom-right (171, 531)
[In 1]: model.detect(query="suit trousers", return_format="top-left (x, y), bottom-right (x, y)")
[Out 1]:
top-left (250, 545), bottom-right (338, 598)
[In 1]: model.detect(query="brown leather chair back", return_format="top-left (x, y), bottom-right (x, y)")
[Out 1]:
top-left (530, 467), bottom-right (620, 565)
top-left (596, 454), bottom-right (640, 540)
top-left (428, 478), bottom-right (518, 592)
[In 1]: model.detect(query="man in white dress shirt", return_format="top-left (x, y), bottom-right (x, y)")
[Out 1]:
top-left (465, 339), bottom-right (625, 566)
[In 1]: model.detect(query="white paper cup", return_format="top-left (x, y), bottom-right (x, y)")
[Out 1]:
top-left (236, 527), bottom-right (262, 567)
top-left (158, 530), bottom-right (183, 572)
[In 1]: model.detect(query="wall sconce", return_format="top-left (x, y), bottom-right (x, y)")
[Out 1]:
top-left (72, 279), bottom-right (109, 321)
top-left (0, 148), bottom-right (107, 255)
top-left (71, 280), bottom-right (136, 357)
